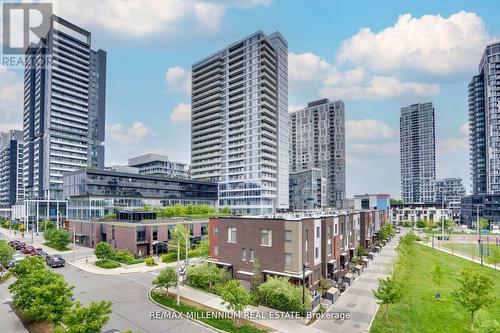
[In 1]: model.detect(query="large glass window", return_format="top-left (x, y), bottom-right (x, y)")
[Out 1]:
top-left (260, 229), bottom-right (272, 246)
top-left (227, 227), bottom-right (237, 243)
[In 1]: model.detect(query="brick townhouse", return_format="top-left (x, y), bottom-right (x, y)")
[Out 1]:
top-left (208, 210), bottom-right (386, 289)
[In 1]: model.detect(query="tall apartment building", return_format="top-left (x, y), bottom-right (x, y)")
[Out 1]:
top-left (23, 15), bottom-right (106, 200)
top-left (290, 99), bottom-right (346, 208)
top-left (128, 153), bottom-right (190, 179)
top-left (469, 42), bottom-right (500, 194)
top-left (289, 168), bottom-right (327, 210)
top-left (0, 130), bottom-right (24, 208)
top-left (400, 102), bottom-right (436, 203)
top-left (434, 177), bottom-right (466, 205)
top-left (190, 31), bottom-right (289, 215)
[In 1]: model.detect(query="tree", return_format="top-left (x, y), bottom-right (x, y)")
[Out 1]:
top-left (9, 256), bottom-right (45, 277)
top-left (318, 277), bottom-right (330, 297)
top-left (95, 242), bottom-right (114, 260)
top-left (220, 207), bottom-right (232, 215)
top-left (0, 240), bottom-right (15, 276)
top-left (250, 258), bottom-right (263, 303)
top-left (431, 263), bottom-right (444, 299)
top-left (479, 218), bottom-right (489, 230)
top-left (51, 229), bottom-right (71, 249)
top-left (259, 276), bottom-right (311, 313)
top-left (55, 301), bottom-right (112, 333)
top-left (416, 220), bottom-right (426, 229)
top-left (9, 268), bottom-right (74, 324)
top-left (220, 279), bottom-right (251, 326)
top-left (373, 276), bottom-right (402, 321)
top-left (195, 238), bottom-right (210, 257)
top-left (452, 266), bottom-right (495, 329)
top-left (186, 262), bottom-right (230, 292)
top-left (169, 223), bottom-right (190, 259)
top-left (153, 267), bottom-right (177, 294)
top-left (425, 220), bottom-right (435, 229)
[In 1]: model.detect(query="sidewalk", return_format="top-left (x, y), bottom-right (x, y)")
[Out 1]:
top-left (170, 284), bottom-right (326, 333)
top-left (313, 234), bottom-right (400, 333)
top-left (0, 277), bottom-right (28, 333)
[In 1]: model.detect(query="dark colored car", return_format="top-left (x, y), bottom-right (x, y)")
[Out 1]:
top-left (46, 255), bottom-right (65, 268)
top-left (31, 248), bottom-right (46, 257)
top-left (14, 241), bottom-right (26, 250)
top-left (22, 246), bottom-right (35, 254)
top-left (8, 240), bottom-right (19, 248)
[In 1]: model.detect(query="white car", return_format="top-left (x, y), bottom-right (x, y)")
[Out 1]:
top-left (7, 254), bottom-right (26, 268)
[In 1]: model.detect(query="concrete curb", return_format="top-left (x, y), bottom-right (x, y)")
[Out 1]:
top-left (147, 287), bottom-right (226, 333)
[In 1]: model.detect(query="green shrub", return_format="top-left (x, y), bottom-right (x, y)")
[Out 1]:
top-left (95, 259), bottom-right (120, 269)
top-left (113, 249), bottom-right (135, 264)
top-left (403, 221), bottom-right (412, 228)
top-left (95, 242), bottom-right (114, 260)
top-left (145, 257), bottom-right (156, 267)
top-left (259, 276), bottom-right (311, 313)
top-left (186, 262), bottom-right (230, 292)
top-left (161, 252), bottom-right (178, 263)
top-left (43, 229), bottom-right (71, 250)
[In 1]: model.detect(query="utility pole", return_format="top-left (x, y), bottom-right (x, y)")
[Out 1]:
top-left (73, 225), bottom-right (76, 262)
top-left (441, 197), bottom-right (445, 248)
top-left (176, 239), bottom-right (180, 306)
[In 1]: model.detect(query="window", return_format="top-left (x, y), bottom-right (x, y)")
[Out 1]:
top-left (334, 224), bottom-right (338, 235)
top-left (250, 249), bottom-right (255, 261)
top-left (285, 230), bottom-right (292, 243)
top-left (260, 229), bottom-right (272, 246)
top-left (227, 227), bottom-right (236, 243)
top-left (327, 244), bottom-right (332, 256)
top-left (213, 227), bottom-right (219, 237)
top-left (316, 226), bottom-right (320, 238)
top-left (285, 253), bottom-right (292, 266)
top-left (213, 245), bottom-right (219, 256)
top-left (327, 225), bottom-right (332, 238)
top-left (315, 246), bottom-right (319, 259)
top-left (152, 226), bottom-right (158, 241)
top-left (242, 248), bottom-right (247, 261)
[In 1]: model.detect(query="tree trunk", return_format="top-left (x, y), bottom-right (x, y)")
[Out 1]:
top-left (470, 311), bottom-right (474, 329)
top-left (385, 303), bottom-right (389, 321)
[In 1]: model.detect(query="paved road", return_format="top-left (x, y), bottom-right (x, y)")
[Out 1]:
top-left (1, 232), bottom-right (215, 333)
top-left (314, 235), bottom-right (400, 333)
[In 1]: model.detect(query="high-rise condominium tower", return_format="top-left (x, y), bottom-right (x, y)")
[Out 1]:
top-left (469, 42), bottom-right (500, 194)
top-left (289, 99), bottom-right (346, 208)
top-left (23, 15), bottom-right (106, 200)
top-left (190, 31), bottom-right (289, 215)
top-left (400, 102), bottom-right (436, 203)
top-left (0, 130), bottom-right (24, 208)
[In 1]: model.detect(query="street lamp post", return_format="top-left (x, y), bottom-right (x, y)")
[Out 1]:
top-left (302, 263), bottom-right (309, 308)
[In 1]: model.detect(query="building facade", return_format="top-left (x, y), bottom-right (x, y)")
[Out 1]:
top-left (23, 15), bottom-right (106, 200)
top-left (391, 203), bottom-right (451, 225)
top-left (208, 211), bottom-right (386, 288)
top-left (290, 99), bottom-right (346, 208)
top-left (63, 168), bottom-right (217, 220)
top-left (353, 194), bottom-right (390, 211)
top-left (128, 153), bottom-right (190, 179)
top-left (289, 168), bottom-right (327, 210)
top-left (469, 42), bottom-right (500, 194)
top-left (190, 31), bottom-right (289, 216)
top-left (434, 178), bottom-right (466, 205)
top-left (400, 102), bottom-right (436, 203)
top-left (460, 194), bottom-right (500, 229)
top-left (0, 130), bottom-right (24, 208)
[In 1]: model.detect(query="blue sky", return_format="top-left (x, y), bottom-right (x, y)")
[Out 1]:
top-left (1, 0), bottom-right (499, 198)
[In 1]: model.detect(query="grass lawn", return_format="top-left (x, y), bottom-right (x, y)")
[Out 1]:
top-left (43, 242), bottom-right (71, 251)
top-left (151, 291), bottom-right (266, 333)
top-left (370, 243), bottom-right (500, 333)
top-left (95, 259), bottom-right (120, 269)
top-left (442, 242), bottom-right (499, 260)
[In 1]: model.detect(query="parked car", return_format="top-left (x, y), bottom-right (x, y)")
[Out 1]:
top-left (396, 228), bottom-right (402, 234)
top-left (46, 255), bottom-right (65, 268)
top-left (14, 241), bottom-right (26, 250)
top-left (22, 246), bottom-right (35, 254)
top-left (6, 254), bottom-right (26, 268)
top-left (8, 240), bottom-right (19, 248)
top-left (30, 248), bottom-right (46, 257)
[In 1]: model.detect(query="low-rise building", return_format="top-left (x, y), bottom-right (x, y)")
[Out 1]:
top-left (460, 194), bottom-right (500, 229)
top-left (391, 203), bottom-right (451, 225)
top-left (128, 153), bottom-right (190, 179)
top-left (69, 211), bottom-right (209, 256)
top-left (354, 194), bottom-right (390, 211)
top-left (208, 210), bottom-right (387, 289)
top-left (434, 177), bottom-right (466, 205)
top-left (63, 168), bottom-right (217, 220)
top-left (289, 168), bottom-right (327, 210)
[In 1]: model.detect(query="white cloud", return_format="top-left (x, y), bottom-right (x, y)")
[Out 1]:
top-left (0, 66), bottom-right (23, 131)
top-left (460, 122), bottom-right (469, 137)
top-left (106, 122), bottom-right (155, 146)
top-left (337, 11), bottom-right (491, 74)
top-left (288, 52), bottom-right (334, 87)
top-left (288, 104), bottom-right (304, 113)
top-left (53, 0), bottom-right (271, 41)
top-left (170, 103), bottom-right (191, 123)
top-left (346, 119), bottom-right (397, 140)
top-left (438, 123), bottom-right (469, 154)
top-left (320, 75), bottom-right (439, 100)
top-left (165, 66), bottom-right (191, 94)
